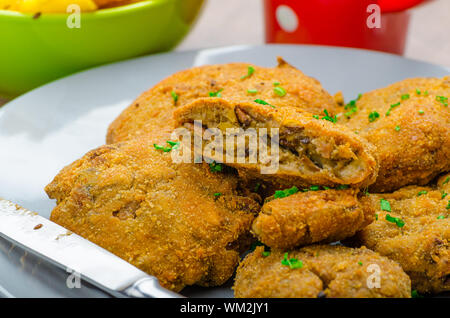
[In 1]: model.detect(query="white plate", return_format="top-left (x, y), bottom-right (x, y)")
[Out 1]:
top-left (0, 44), bottom-right (448, 297)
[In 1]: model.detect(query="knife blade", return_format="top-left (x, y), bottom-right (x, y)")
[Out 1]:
top-left (0, 199), bottom-right (181, 298)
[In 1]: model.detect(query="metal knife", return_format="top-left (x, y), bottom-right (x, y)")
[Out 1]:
top-left (0, 199), bottom-right (181, 298)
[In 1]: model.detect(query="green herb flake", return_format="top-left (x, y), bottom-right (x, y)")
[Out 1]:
top-left (369, 111), bottom-right (380, 122)
top-left (418, 110), bottom-right (424, 115)
top-left (281, 252), bottom-right (303, 269)
top-left (274, 186), bottom-right (299, 199)
top-left (417, 190), bottom-right (428, 196)
top-left (437, 215), bottom-right (446, 220)
top-left (395, 125), bottom-right (401, 131)
top-left (313, 115), bottom-right (320, 119)
top-left (171, 91), bottom-right (178, 104)
top-left (385, 214), bottom-right (405, 228)
top-left (443, 177), bottom-right (450, 185)
top-left (209, 89), bottom-right (223, 97)
top-left (411, 290), bottom-right (423, 298)
top-left (442, 192), bottom-right (448, 199)
top-left (214, 192), bottom-right (222, 197)
top-left (401, 94), bottom-right (410, 100)
top-left (321, 109), bottom-right (338, 123)
top-left (154, 140), bottom-right (180, 153)
top-left (273, 81), bottom-right (280, 86)
top-left (358, 261), bottom-right (363, 266)
top-left (254, 99), bottom-right (276, 108)
top-left (274, 86), bottom-right (287, 97)
top-left (447, 200), bottom-right (450, 210)
top-left (247, 89), bottom-right (258, 94)
top-left (209, 161), bottom-right (223, 173)
top-left (336, 185), bottom-right (349, 190)
top-left (416, 89), bottom-right (421, 95)
top-left (262, 251), bottom-right (271, 257)
top-left (241, 66), bottom-right (255, 80)
top-left (436, 96), bottom-right (448, 107)
top-left (375, 214), bottom-right (378, 220)
top-left (380, 198), bottom-right (391, 212)
top-left (386, 102), bottom-right (401, 116)
top-left (344, 94), bottom-right (361, 117)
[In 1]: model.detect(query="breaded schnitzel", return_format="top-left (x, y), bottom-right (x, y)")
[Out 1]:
top-left (107, 57), bottom-right (339, 144)
top-left (45, 135), bottom-right (259, 292)
top-left (346, 173), bottom-right (450, 293)
top-left (233, 245), bottom-right (411, 298)
top-left (339, 77), bottom-right (450, 192)
top-left (252, 188), bottom-right (374, 249)
top-left (173, 98), bottom-right (379, 189)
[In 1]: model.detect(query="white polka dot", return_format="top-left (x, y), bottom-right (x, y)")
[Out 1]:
top-left (276, 5), bottom-right (299, 33)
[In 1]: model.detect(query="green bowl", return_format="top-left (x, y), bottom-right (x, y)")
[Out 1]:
top-left (0, 0), bottom-right (204, 98)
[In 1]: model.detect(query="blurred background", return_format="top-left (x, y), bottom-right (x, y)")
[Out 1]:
top-left (1, 0), bottom-right (449, 105)
top-left (178, 0), bottom-right (449, 66)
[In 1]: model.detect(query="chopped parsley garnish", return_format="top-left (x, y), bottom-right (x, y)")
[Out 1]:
top-left (241, 66), bottom-right (255, 79)
top-left (171, 91), bottom-right (178, 104)
top-left (254, 99), bottom-right (275, 108)
top-left (214, 192), bottom-right (222, 197)
top-left (385, 214), bottom-right (405, 228)
top-left (313, 115), bottom-right (320, 119)
top-left (209, 89), bottom-right (223, 97)
top-left (274, 86), bottom-right (287, 97)
top-left (309, 185), bottom-right (320, 191)
top-left (375, 214), bottom-right (378, 220)
top-left (447, 200), bottom-right (450, 210)
top-left (401, 94), bottom-right (410, 100)
top-left (380, 198), bottom-right (391, 212)
top-left (368, 111), bottom-right (380, 122)
top-left (281, 252), bottom-right (303, 269)
top-left (344, 94), bottom-right (362, 117)
top-left (417, 190), bottom-right (428, 196)
top-left (209, 161), bottom-right (223, 172)
top-left (274, 186), bottom-right (299, 199)
top-left (411, 290), bottom-right (423, 298)
top-left (358, 261), bottom-right (363, 266)
top-left (443, 177), bottom-right (450, 185)
top-left (385, 102), bottom-right (400, 116)
top-left (415, 89), bottom-right (421, 95)
top-left (262, 251), bottom-right (271, 257)
top-left (321, 109), bottom-right (338, 123)
top-left (418, 110), bottom-right (424, 115)
top-left (336, 185), bottom-right (349, 190)
top-left (273, 81), bottom-right (281, 86)
top-left (442, 192), bottom-right (448, 199)
top-left (436, 95), bottom-right (448, 107)
top-left (437, 215), bottom-right (446, 220)
top-left (247, 89), bottom-right (258, 94)
top-left (154, 140), bottom-right (180, 152)
top-left (395, 125), bottom-right (401, 131)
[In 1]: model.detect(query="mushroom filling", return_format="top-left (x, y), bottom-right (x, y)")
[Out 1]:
top-left (179, 107), bottom-right (365, 179)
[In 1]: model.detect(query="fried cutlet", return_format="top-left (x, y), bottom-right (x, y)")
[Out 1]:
top-left (45, 135), bottom-right (260, 292)
top-left (233, 245), bottom-right (411, 298)
top-left (252, 189), bottom-right (374, 249)
top-left (339, 77), bottom-right (450, 192)
top-left (173, 98), bottom-right (379, 189)
top-left (346, 173), bottom-right (450, 293)
top-left (106, 57), bottom-right (339, 144)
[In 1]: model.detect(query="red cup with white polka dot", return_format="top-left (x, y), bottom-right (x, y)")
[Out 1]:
top-left (264, 0), bottom-right (425, 55)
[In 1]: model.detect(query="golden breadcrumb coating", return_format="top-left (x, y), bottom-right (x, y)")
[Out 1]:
top-left (252, 189), bottom-right (374, 249)
top-left (339, 77), bottom-right (450, 192)
top-left (107, 57), bottom-right (339, 144)
top-left (234, 245), bottom-right (411, 298)
top-left (174, 98), bottom-right (378, 189)
top-left (45, 135), bottom-right (259, 292)
top-left (347, 173), bottom-right (450, 293)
